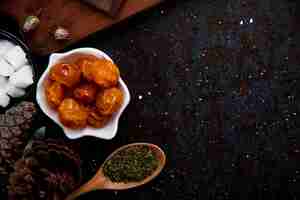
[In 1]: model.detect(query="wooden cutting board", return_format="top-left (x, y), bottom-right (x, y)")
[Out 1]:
top-left (0, 0), bottom-right (162, 55)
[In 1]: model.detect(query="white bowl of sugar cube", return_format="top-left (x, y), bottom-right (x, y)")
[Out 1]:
top-left (0, 30), bottom-right (34, 109)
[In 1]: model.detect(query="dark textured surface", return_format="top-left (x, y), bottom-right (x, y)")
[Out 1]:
top-left (3, 0), bottom-right (300, 199)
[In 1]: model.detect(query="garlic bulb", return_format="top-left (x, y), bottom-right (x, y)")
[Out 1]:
top-left (54, 27), bottom-right (71, 40)
top-left (23, 16), bottom-right (40, 32)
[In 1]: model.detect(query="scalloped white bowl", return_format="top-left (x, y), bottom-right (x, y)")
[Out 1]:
top-left (36, 48), bottom-right (130, 140)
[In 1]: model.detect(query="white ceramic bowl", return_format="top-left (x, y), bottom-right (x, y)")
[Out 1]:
top-left (36, 48), bottom-right (130, 140)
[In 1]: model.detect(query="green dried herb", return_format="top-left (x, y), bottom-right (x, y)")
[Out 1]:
top-left (103, 146), bottom-right (159, 183)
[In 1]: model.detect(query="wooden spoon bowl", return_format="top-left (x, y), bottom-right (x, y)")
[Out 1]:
top-left (66, 143), bottom-right (166, 200)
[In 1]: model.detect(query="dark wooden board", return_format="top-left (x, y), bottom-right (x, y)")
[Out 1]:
top-left (0, 0), bottom-right (162, 55)
top-left (82, 0), bottom-right (125, 16)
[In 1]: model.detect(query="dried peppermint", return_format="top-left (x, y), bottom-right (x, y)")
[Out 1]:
top-left (103, 146), bottom-right (159, 183)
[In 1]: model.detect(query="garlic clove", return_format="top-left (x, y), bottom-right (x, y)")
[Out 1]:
top-left (23, 16), bottom-right (40, 33)
top-left (54, 27), bottom-right (71, 40)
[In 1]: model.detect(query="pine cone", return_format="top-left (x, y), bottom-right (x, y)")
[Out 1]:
top-left (0, 102), bottom-right (37, 176)
top-left (8, 139), bottom-right (82, 200)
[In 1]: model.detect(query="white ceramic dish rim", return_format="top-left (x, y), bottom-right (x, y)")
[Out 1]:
top-left (36, 48), bottom-right (131, 140)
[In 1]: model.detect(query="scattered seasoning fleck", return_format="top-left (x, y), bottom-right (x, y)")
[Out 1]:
top-left (103, 145), bottom-right (159, 183)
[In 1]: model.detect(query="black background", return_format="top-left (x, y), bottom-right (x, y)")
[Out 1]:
top-left (2, 0), bottom-right (300, 199)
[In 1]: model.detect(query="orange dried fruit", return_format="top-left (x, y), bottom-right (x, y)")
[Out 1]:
top-left (49, 63), bottom-right (81, 87)
top-left (73, 83), bottom-right (98, 104)
top-left (96, 87), bottom-right (123, 116)
top-left (87, 106), bottom-right (110, 128)
top-left (90, 59), bottom-right (120, 88)
top-left (58, 98), bottom-right (88, 129)
top-left (45, 81), bottom-right (65, 109)
top-left (77, 57), bottom-right (97, 81)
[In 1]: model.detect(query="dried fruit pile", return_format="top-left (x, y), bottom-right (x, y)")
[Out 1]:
top-left (45, 54), bottom-right (124, 129)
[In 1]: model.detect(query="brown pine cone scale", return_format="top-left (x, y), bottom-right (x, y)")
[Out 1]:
top-left (8, 139), bottom-right (82, 200)
top-left (0, 102), bottom-right (37, 176)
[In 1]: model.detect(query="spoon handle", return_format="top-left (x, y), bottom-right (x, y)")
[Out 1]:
top-left (65, 173), bottom-right (107, 200)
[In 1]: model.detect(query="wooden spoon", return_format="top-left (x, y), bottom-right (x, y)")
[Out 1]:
top-left (65, 143), bottom-right (166, 200)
